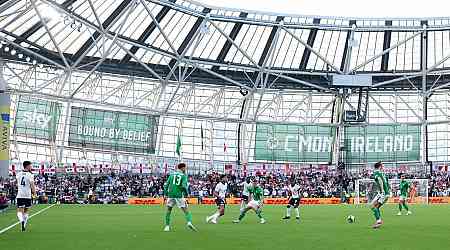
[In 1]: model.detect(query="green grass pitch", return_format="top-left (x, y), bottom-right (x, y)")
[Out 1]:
top-left (1, 204), bottom-right (449, 250)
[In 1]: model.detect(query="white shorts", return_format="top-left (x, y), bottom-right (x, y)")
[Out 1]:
top-left (166, 198), bottom-right (188, 208)
top-left (247, 200), bottom-right (263, 210)
top-left (399, 195), bottom-right (407, 201)
top-left (371, 193), bottom-right (388, 205)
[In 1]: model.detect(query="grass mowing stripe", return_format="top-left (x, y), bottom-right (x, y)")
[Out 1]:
top-left (0, 204), bottom-right (56, 235)
top-left (1, 204), bottom-right (449, 250)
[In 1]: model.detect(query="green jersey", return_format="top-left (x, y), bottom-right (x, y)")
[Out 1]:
top-left (399, 180), bottom-right (410, 197)
top-left (247, 186), bottom-right (264, 201)
top-left (373, 170), bottom-right (390, 195)
top-left (163, 170), bottom-right (188, 198)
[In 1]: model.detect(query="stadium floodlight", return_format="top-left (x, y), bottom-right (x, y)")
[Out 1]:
top-left (200, 22), bottom-right (209, 34)
top-left (349, 38), bottom-right (359, 48)
top-left (200, 14), bottom-right (210, 34)
top-left (10, 49), bottom-right (16, 55)
top-left (25, 57), bottom-right (30, 62)
top-left (4, 47), bottom-right (9, 52)
top-left (37, 3), bottom-right (61, 22)
top-left (18, 53), bottom-right (23, 59)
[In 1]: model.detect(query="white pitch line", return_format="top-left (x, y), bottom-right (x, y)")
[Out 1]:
top-left (0, 204), bottom-right (56, 235)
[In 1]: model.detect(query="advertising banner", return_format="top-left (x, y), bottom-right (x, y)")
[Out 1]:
top-left (14, 96), bottom-right (62, 141)
top-left (344, 124), bottom-right (421, 163)
top-left (128, 198), bottom-right (163, 205)
top-left (68, 107), bottom-right (159, 154)
top-left (255, 123), bottom-right (421, 163)
top-left (127, 197), bottom-right (446, 205)
top-left (0, 93), bottom-right (10, 178)
top-left (255, 124), bottom-right (335, 163)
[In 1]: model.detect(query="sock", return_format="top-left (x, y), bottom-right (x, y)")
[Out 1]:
top-left (256, 210), bottom-right (264, 220)
top-left (398, 203), bottom-right (403, 211)
top-left (23, 214), bottom-right (29, 227)
top-left (212, 212), bottom-right (220, 221)
top-left (371, 207), bottom-right (380, 220)
top-left (238, 211), bottom-right (246, 221)
top-left (165, 210), bottom-right (172, 226)
top-left (295, 208), bottom-right (300, 218)
top-left (376, 208), bottom-right (381, 221)
top-left (403, 203), bottom-right (409, 211)
top-left (17, 212), bottom-right (23, 222)
top-left (184, 211), bottom-right (192, 223)
top-left (286, 207), bottom-right (291, 217)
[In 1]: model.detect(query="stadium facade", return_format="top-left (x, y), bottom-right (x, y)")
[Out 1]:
top-left (1, 0), bottom-right (450, 174)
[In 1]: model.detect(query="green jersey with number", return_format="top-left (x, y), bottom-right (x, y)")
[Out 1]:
top-left (373, 170), bottom-right (390, 195)
top-left (399, 180), bottom-right (410, 197)
top-left (163, 170), bottom-right (188, 198)
top-left (247, 186), bottom-right (264, 201)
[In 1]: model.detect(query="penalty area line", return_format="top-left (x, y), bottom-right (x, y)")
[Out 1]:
top-left (0, 204), bottom-right (56, 235)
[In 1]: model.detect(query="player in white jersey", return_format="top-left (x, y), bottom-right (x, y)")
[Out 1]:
top-left (206, 175), bottom-right (228, 224)
top-left (16, 161), bottom-right (36, 232)
top-left (240, 177), bottom-right (253, 211)
top-left (282, 179), bottom-right (301, 221)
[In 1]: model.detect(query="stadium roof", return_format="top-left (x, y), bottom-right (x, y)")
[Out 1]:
top-left (1, 0), bottom-right (450, 91)
top-left (197, 0), bottom-right (450, 18)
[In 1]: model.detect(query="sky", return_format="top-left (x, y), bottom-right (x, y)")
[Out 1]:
top-left (197, 0), bottom-right (450, 18)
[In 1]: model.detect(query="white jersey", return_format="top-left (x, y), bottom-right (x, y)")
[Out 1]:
top-left (242, 182), bottom-right (252, 196)
top-left (215, 182), bottom-right (228, 199)
top-left (289, 184), bottom-right (301, 199)
top-left (16, 171), bottom-right (34, 199)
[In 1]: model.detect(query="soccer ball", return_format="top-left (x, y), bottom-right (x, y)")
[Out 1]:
top-left (347, 215), bottom-right (356, 223)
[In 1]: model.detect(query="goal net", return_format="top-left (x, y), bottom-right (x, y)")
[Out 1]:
top-left (354, 179), bottom-right (428, 204)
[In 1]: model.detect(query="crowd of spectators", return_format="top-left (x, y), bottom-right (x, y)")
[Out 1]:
top-left (0, 169), bottom-right (449, 208)
top-left (429, 172), bottom-right (450, 197)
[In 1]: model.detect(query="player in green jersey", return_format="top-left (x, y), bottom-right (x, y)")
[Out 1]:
top-left (397, 174), bottom-right (412, 216)
top-left (371, 161), bottom-right (390, 229)
top-left (233, 178), bottom-right (266, 224)
top-left (163, 163), bottom-right (197, 232)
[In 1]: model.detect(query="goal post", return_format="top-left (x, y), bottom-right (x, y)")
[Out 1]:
top-left (355, 179), bottom-right (428, 205)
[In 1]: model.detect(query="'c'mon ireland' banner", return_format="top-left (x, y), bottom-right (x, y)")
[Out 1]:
top-left (14, 96), bottom-right (62, 141)
top-left (344, 124), bottom-right (421, 164)
top-left (68, 107), bottom-right (159, 154)
top-left (255, 124), bottom-right (335, 163)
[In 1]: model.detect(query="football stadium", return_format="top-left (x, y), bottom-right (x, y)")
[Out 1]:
top-left (0, 0), bottom-right (450, 249)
